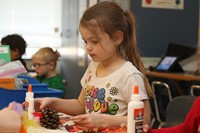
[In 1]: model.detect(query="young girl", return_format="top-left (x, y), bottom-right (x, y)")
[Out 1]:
top-left (32, 47), bottom-right (65, 97)
top-left (34, 1), bottom-right (153, 129)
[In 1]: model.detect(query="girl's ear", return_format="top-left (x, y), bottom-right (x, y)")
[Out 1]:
top-left (113, 31), bottom-right (124, 45)
top-left (49, 61), bottom-right (56, 69)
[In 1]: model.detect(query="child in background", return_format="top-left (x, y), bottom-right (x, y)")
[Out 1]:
top-left (32, 47), bottom-right (65, 97)
top-left (34, 1), bottom-right (153, 130)
top-left (1, 34), bottom-right (27, 70)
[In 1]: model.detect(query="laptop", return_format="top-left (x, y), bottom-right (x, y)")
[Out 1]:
top-left (155, 56), bottom-right (178, 72)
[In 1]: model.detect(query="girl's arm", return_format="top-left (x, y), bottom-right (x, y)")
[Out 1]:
top-left (71, 113), bottom-right (127, 128)
top-left (51, 88), bottom-right (86, 116)
top-left (51, 98), bottom-right (85, 116)
top-left (143, 99), bottom-right (151, 126)
top-left (35, 88), bottom-right (86, 116)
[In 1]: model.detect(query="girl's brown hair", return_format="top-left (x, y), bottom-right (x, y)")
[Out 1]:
top-left (80, 1), bottom-right (153, 96)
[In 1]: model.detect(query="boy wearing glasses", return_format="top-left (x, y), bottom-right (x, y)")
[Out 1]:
top-left (32, 47), bottom-right (65, 98)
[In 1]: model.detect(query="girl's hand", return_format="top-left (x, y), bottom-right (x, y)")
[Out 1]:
top-left (70, 114), bottom-right (104, 129)
top-left (143, 124), bottom-right (150, 133)
top-left (34, 98), bottom-right (53, 111)
top-left (120, 123), bottom-right (150, 133)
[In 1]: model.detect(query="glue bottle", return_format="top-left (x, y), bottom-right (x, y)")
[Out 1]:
top-left (25, 84), bottom-right (34, 119)
top-left (127, 85), bottom-right (144, 133)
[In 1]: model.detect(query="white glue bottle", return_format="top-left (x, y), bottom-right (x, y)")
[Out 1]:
top-left (25, 84), bottom-right (34, 119)
top-left (127, 85), bottom-right (144, 133)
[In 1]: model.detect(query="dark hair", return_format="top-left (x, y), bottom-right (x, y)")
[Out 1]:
top-left (1, 34), bottom-right (27, 56)
top-left (80, 1), bottom-right (153, 96)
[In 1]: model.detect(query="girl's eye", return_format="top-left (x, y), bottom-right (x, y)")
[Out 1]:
top-left (82, 39), bottom-right (98, 45)
top-left (92, 40), bottom-right (98, 44)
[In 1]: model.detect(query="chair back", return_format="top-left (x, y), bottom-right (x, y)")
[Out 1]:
top-left (151, 80), bottom-right (173, 128)
top-left (190, 85), bottom-right (200, 96)
top-left (148, 77), bottom-right (177, 128)
top-left (164, 95), bottom-right (196, 127)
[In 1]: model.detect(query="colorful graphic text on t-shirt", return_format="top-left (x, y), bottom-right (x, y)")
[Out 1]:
top-left (85, 85), bottom-right (119, 115)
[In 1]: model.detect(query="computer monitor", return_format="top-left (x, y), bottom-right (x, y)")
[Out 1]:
top-left (166, 42), bottom-right (197, 61)
top-left (156, 56), bottom-right (178, 72)
top-left (151, 43), bottom-right (197, 73)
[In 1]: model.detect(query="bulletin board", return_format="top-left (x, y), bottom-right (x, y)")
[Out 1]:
top-left (131, 0), bottom-right (199, 57)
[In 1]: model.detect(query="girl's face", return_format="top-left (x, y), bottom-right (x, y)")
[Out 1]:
top-left (80, 26), bottom-right (119, 63)
top-left (32, 59), bottom-right (50, 76)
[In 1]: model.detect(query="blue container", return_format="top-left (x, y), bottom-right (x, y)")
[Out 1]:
top-left (33, 88), bottom-right (63, 98)
top-left (0, 86), bottom-right (63, 110)
top-left (23, 84), bottom-right (63, 98)
top-left (0, 76), bottom-right (63, 109)
top-left (0, 88), bottom-right (26, 109)
top-left (17, 75), bottom-right (40, 84)
top-left (23, 84), bottom-right (48, 91)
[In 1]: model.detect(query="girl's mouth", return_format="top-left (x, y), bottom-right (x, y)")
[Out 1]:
top-left (89, 54), bottom-right (95, 58)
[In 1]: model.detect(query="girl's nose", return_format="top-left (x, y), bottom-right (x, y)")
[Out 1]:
top-left (86, 44), bottom-right (92, 52)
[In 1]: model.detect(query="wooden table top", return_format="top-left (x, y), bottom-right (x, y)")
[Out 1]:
top-left (145, 71), bottom-right (200, 81)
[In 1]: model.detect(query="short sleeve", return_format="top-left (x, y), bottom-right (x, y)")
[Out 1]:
top-left (123, 73), bottom-right (148, 103)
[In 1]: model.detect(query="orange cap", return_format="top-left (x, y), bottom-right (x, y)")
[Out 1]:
top-left (28, 84), bottom-right (32, 92)
top-left (133, 85), bottom-right (139, 94)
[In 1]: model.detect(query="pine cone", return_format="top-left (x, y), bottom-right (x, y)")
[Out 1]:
top-left (40, 107), bottom-right (60, 129)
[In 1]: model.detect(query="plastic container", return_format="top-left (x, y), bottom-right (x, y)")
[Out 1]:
top-left (33, 88), bottom-right (63, 98)
top-left (17, 75), bottom-right (40, 84)
top-left (0, 88), bottom-right (26, 109)
top-left (127, 85), bottom-right (144, 133)
top-left (0, 86), bottom-right (63, 110)
top-left (23, 84), bottom-right (48, 91)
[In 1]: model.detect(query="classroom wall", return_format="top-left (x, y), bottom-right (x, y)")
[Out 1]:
top-left (61, 1), bottom-right (200, 99)
top-left (131, 1), bottom-right (199, 57)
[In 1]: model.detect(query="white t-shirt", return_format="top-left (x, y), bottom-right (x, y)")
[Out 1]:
top-left (81, 61), bottom-right (148, 116)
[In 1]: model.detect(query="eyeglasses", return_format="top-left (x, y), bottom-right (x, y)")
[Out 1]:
top-left (32, 62), bottom-right (49, 69)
